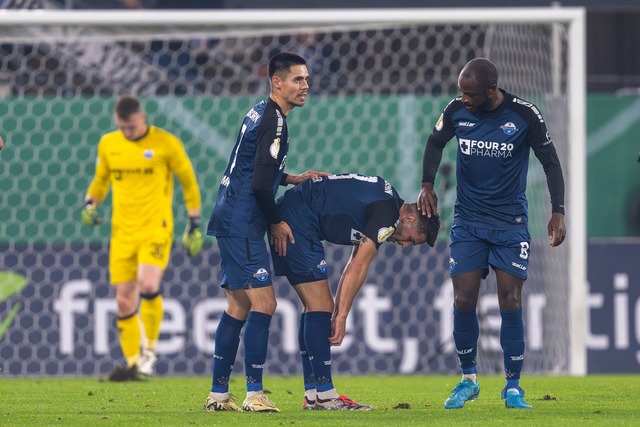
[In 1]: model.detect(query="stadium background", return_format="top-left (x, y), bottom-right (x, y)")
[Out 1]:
top-left (0, 1), bottom-right (639, 377)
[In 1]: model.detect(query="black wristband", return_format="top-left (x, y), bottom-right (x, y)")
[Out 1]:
top-left (188, 217), bottom-right (200, 233)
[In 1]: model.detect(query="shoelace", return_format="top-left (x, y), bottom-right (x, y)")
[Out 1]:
top-left (337, 395), bottom-right (358, 405)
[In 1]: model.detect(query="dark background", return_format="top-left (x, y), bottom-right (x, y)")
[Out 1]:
top-left (48, 0), bottom-right (640, 93)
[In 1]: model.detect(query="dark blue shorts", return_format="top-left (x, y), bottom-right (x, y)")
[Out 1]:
top-left (269, 191), bottom-right (329, 286)
top-left (216, 236), bottom-right (273, 290)
top-left (449, 223), bottom-right (531, 280)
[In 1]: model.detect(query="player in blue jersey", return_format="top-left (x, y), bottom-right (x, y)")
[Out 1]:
top-left (270, 173), bottom-right (440, 410)
top-left (203, 52), bottom-right (328, 413)
top-left (418, 58), bottom-right (566, 410)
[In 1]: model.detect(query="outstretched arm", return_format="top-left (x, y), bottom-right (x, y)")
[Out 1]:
top-left (330, 236), bottom-right (378, 346)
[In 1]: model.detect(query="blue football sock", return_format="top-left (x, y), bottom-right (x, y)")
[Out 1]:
top-left (244, 311), bottom-right (272, 392)
top-left (304, 311), bottom-right (333, 392)
top-left (298, 313), bottom-right (316, 391)
top-left (453, 306), bottom-right (479, 375)
top-left (211, 311), bottom-right (245, 393)
top-left (501, 308), bottom-right (525, 386)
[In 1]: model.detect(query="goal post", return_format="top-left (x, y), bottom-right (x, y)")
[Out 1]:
top-left (0, 8), bottom-right (586, 376)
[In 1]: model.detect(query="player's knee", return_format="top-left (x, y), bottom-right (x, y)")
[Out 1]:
top-left (116, 294), bottom-right (138, 316)
top-left (138, 279), bottom-right (160, 295)
top-left (453, 294), bottom-right (477, 311)
top-left (498, 292), bottom-right (522, 311)
top-left (252, 298), bottom-right (277, 315)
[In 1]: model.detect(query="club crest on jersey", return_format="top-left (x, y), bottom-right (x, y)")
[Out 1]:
top-left (270, 138), bottom-right (281, 159)
top-left (500, 122), bottom-right (518, 135)
top-left (253, 268), bottom-right (270, 282)
top-left (317, 259), bottom-right (327, 273)
top-left (435, 113), bottom-right (444, 131)
top-left (143, 149), bottom-right (154, 159)
top-left (377, 226), bottom-right (395, 243)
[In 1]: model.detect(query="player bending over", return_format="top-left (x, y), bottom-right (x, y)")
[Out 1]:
top-left (270, 173), bottom-right (440, 410)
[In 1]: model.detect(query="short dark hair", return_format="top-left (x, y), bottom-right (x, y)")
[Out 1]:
top-left (115, 95), bottom-right (141, 120)
top-left (461, 58), bottom-right (499, 91)
top-left (418, 212), bottom-right (440, 248)
top-left (268, 52), bottom-right (306, 79)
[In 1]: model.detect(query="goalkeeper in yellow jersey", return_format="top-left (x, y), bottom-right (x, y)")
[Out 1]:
top-left (82, 95), bottom-right (202, 381)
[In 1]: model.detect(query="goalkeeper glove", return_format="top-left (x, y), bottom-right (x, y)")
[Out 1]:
top-left (182, 217), bottom-right (203, 257)
top-left (81, 202), bottom-right (102, 227)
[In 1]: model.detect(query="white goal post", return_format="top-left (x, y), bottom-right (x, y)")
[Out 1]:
top-left (0, 8), bottom-right (586, 376)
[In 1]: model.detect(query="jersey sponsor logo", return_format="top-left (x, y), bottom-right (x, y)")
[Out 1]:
top-left (317, 259), bottom-right (327, 273)
top-left (253, 268), bottom-right (270, 282)
top-left (513, 97), bottom-right (544, 123)
top-left (246, 107), bottom-right (260, 123)
top-left (500, 122), bottom-right (518, 135)
top-left (543, 130), bottom-right (553, 146)
top-left (377, 226), bottom-right (395, 243)
top-left (112, 167), bottom-right (153, 181)
top-left (270, 137), bottom-right (280, 159)
top-left (457, 121), bottom-right (475, 127)
top-left (511, 261), bottom-right (527, 271)
top-left (143, 149), bottom-right (154, 159)
top-left (459, 138), bottom-right (514, 158)
top-left (435, 113), bottom-right (444, 131)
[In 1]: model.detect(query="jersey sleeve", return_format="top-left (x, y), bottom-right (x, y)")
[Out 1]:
top-left (527, 112), bottom-right (565, 215)
top-left (362, 199), bottom-right (401, 249)
top-left (168, 135), bottom-right (202, 211)
top-left (254, 111), bottom-right (282, 167)
top-left (86, 137), bottom-right (111, 202)
top-left (422, 100), bottom-right (457, 184)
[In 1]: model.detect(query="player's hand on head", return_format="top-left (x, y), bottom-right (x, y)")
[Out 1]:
top-left (329, 315), bottom-right (347, 346)
top-left (417, 182), bottom-right (438, 217)
top-left (548, 212), bottom-right (566, 247)
top-left (182, 217), bottom-right (203, 257)
top-left (270, 221), bottom-right (294, 257)
top-left (81, 202), bottom-right (102, 227)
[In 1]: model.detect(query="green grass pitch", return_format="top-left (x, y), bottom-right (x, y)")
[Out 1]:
top-left (2, 375), bottom-right (638, 426)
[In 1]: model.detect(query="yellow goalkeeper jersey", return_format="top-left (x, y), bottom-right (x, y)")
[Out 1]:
top-left (87, 126), bottom-right (201, 240)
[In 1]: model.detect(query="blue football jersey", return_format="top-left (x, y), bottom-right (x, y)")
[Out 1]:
top-left (430, 90), bottom-right (559, 229)
top-left (283, 173), bottom-right (404, 248)
top-left (207, 98), bottom-right (289, 239)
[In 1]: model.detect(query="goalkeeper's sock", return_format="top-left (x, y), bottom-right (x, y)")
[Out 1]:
top-left (500, 308), bottom-right (525, 383)
top-left (116, 312), bottom-right (141, 367)
top-left (140, 291), bottom-right (163, 351)
top-left (298, 313), bottom-right (316, 392)
top-left (304, 311), bottom-right (334, 393)
top-left (453, 306), bottom-right (479, 374)
top-left (211, 312), bottom-right (245, 393)
top-left (243, 311), bottom-right (272, 392)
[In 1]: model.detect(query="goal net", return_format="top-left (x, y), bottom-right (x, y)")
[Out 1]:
top-left (0, 8), bottom-right (585, 377)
